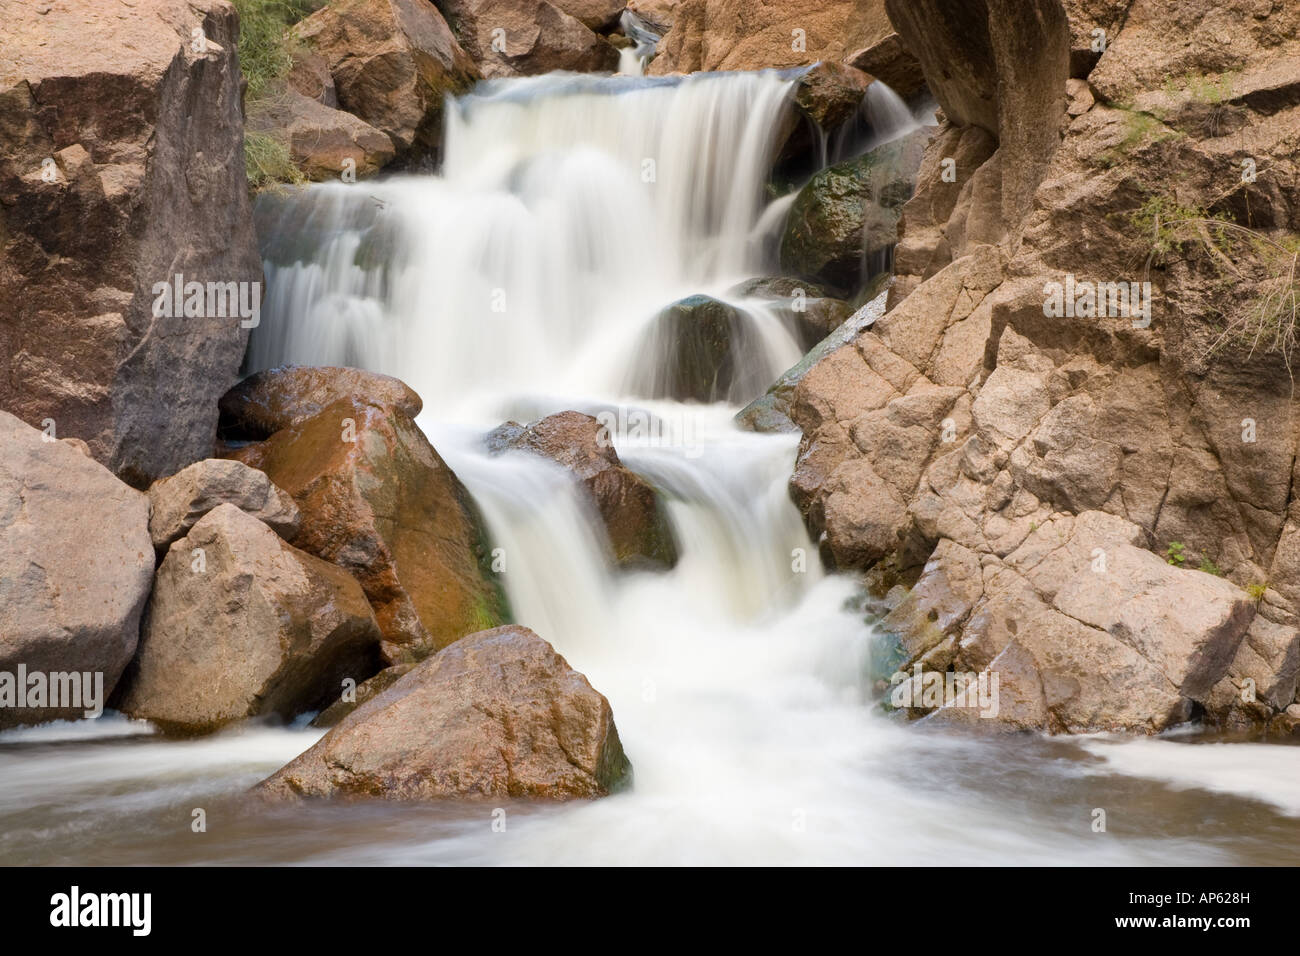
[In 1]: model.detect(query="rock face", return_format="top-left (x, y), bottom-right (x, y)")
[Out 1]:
top-left (219, 365), bottom-right (424, 441)
top-left (649, 0), bottom-right (895, 74)
top-left (246, 90), bottom-right (396, 182)
top-left (294, 0), bottom-right (480, 159)
top-left (781, 128), bottom-right (930, 297)
top-left (256, 625), bottom-right (631, 801)
top-left (788, 0), bottom-right (1300, 734)
top-left (229, 396), bottom-right (507, 663)
top-left (147, 458), bottom-right (300, 553)
top-left (116, 505), bottom-right (383, 735)
top-left (0, 0), bottom-right (261, 487)
top-left (0, 412), bottom-right (153, 730)
top-left (489, 411), bottom-right (678, 569)
top-left (434, 0), bottom-right (620, 77)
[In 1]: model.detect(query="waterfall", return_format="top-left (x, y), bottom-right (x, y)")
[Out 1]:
top-left (251, 71), bottom-right (805, 422)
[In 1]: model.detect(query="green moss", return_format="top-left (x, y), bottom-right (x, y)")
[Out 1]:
top-left (231, 0), bottom-right (318, 100)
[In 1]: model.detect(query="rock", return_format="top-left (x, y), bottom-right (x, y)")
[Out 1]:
top-left (0, 412), bottom-right (154, 730)
top-left (627, 0), bottom-right (679, 32)
top-left (920, 639), bottom-right (1050, 732)
top-left (147, 458), bottom-right (300, 553)
top-left (728, 276), bottom-right (854, 350)
top-left (256, 625), bottom-right (631, 801)
top-left (311, 663), bottom-right (416, 729)
top-left (793, 62), bottom-right (873, 131)
top-left (246, 90), bottom-right (396, 182)
top-left (115, 505), bottom-right (383, 735)
top-left (218, 365), bottom-right (423, 441)
top-left (845, 33), bottom-right (926, 98)
top-left (294, 0), bottom-right (480, 158)
top-left (0, 0), bottom-right (261, 486)
top-left (549, 0), bottom-right (627, 31)
top-left (636, 295), bottom-right (762, 403)
top-left (229, 398), bottom-right (507, 663)
top-left (434, 0), bottom-right (620, 78)
top-left (780, 128), bottom-right (930, 296)
top-left (285, 48), bottom-right (339, 107)
top-left (735, 289), bottom-right (882, 433)
top-left (649, 0), bottom-right (895, 74)
top-left (488, 411), bottom-right (678, 569)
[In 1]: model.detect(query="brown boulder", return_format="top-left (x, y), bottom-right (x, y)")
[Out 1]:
top-left (229, 398), bottom-right (507, 662)
top-left (434, 0), bottom-right (620, 77)
top-left (246, 90), bottom-right (396, 182)
top-left (0, 412), bottom-right (154, 730)
top-left (0, 0), bottom-right (261, 486)
top-left (294, 0), bottom-right (480, 158)
top-left (219, 365), bottom-right (423, 441)
top-left (489, 411), bottom-right (678, 569)
top-left (649, 0), bottom-right (894, 74)
top-left (147, 458), bottom-right (300, 553)
top-left (549, 0), bottom-right (628, 31)
top-left (116, 505), bottom-right (384, 735)
top-left (256, 625), bottom-right (632, 801)
top-left (845, 33), bottom-right (926, 98)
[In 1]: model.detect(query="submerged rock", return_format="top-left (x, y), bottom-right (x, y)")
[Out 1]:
top-left (488, 410), bottom-right (678, 570)
top-left (147, 458), bottom-right (300, 553)
top-left (229, 396), bottom-right (507, 662)
top-left (218, 365), bottom-right (423, 441)
top-left (116, 505), bottom-right (383, 735)
top-left (0, 412), bottom-right (154, 730)
top-left (256, 625), bottom-right (631, 801)
top-left (636, 295), bottom-right (766, 403)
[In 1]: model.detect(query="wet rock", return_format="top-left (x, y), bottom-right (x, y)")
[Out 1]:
top-left (219, 365), bottom-right (423, 441)
top-left (0, 0), bottom-right (260, 486)
top-left (0, 412), bottom-right (154, 730)
top-left (728, 276), bottom-right (853, 351)
top-left (256, 625), bottom-right (631, 801)
top-left (229, 398), bottom-right (507, 663)
top-left (637, 295), bottom-right (763, 403)
top-left (116, 505), bottom-right (383, 735)
top-left (793, 62), bottom-right (873, 132)
top-left (488, 411), bottom-right (678, 569)
top-left (780, 128), bottom-right (930, 296)
top-left (147, 458), bottom-right (300, 553)
top-left (294, 0), bottom-right (480, 158)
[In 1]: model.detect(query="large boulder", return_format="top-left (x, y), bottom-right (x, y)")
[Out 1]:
top-left (229, 398), bottom-right (507, 663)
top-left (0, 0), bottom-right (261, 486)
top-left (649, 0), bottom-right (894, 74)
top-left (780, 128), bottom-right (930, 296)
top-left (246, 90), bottom-right (396, 182)
top-left (0, 412), bottom-right (153, 730)
top-left (256, 625), bottom-right (632, 801)
top-left (488, 411), bottom-right (678, 569)
top-left (433, 0), bottom-right (620, 77)
top-left (147, 458), bottom-right (300, 553)
top-left (115, 505), bottom-right (384, 735)
top-left (294, 0), bottom-right (480, 159)
top-left (549, 0), bottom-right (628, 31)
top-left (219, 365), bottom-right (423, 441)
top-left (729, 276), bottom-right (855, 351)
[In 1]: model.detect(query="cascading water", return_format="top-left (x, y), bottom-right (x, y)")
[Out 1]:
top-left (4, 70), bottom-right (1299, 867)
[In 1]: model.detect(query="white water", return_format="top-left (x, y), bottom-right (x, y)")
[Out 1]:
top-left (4, 71), bottom-right (1300, 866)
